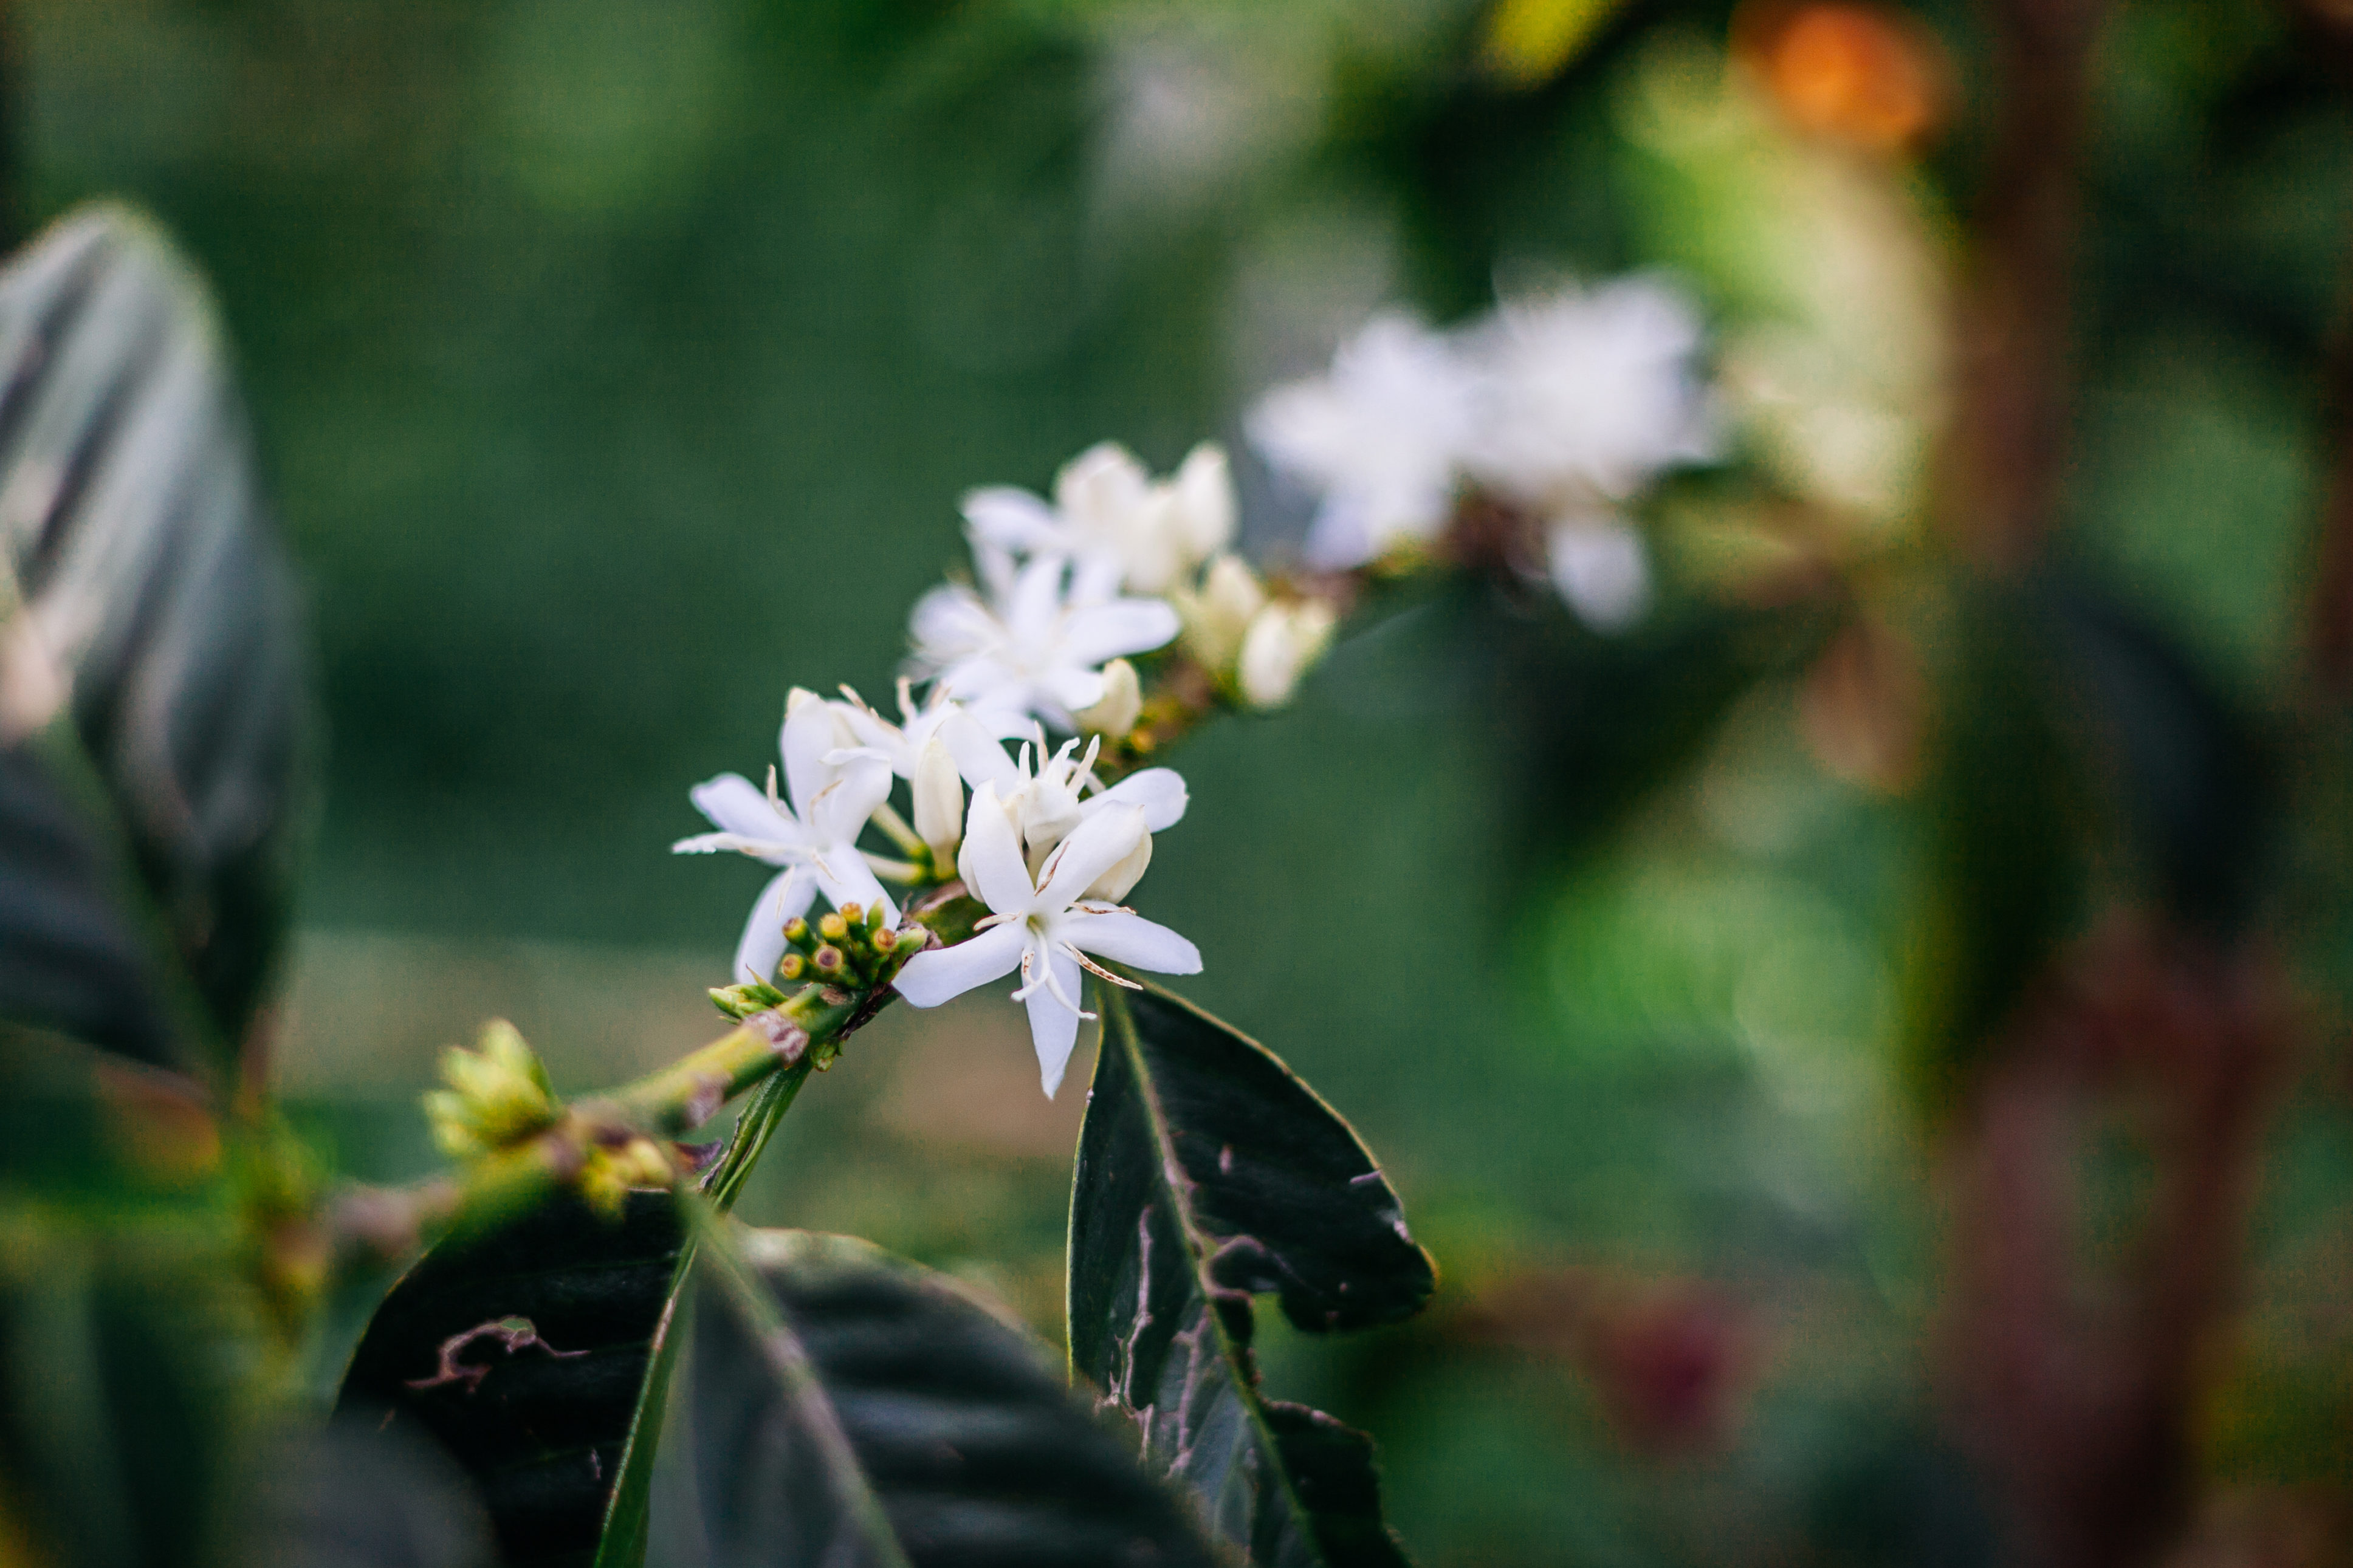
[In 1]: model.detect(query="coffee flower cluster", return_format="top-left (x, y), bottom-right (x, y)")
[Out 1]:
top-left (677, 443), bottom-right (1315, 1094)
top-left (1248, 277), bottom-right (1715, 631)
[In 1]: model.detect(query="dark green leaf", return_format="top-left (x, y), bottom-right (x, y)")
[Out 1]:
top-left (680, 1225), bottom-right (1227, 1568)
top-left (337, 1191), bottom-right (689, 1568)
top-left (1070, 983), bottom-right (1429, 1567)
top-left (0, 203), bottom-right (307, 1073)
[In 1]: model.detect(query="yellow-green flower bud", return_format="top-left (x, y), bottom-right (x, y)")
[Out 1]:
top-left (819, 911), bottom-right (849, 942)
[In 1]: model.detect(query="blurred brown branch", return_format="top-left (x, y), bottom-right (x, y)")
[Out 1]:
top-left (1941, 0), bottom-right (2109, 571)
top-left (1941, 920), bottom-right (2298, 1568)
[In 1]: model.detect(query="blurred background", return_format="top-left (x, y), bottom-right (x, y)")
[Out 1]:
top-left (16, 0), bottom-right (2353, 1562)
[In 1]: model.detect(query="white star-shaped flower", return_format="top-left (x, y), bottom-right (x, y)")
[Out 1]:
top-left (962, 440), bottom-right (1235, 598)
top-left (909, 552), bottom-right (1178, 731)
top-left (1248, 312), bottom-right (1482, 570)
top-left (958, 729), bottom-right (1187, 870)
top-left (673, 688), bottom-right (897, 984)
top-left (891, 785), bottom-right (1201, 1095)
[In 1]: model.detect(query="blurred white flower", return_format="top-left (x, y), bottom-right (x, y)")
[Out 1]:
top-left (893, 788), bottom-right (1201, 1095)
top-left (673, 688), bottom-right (897, 984)
top-left (1248, 313), bottom-right (1482, 569)
top-left (909, 553), bottom-right (1178, 730)
top-left (1237, 598), bottom-right (1339, 708)
top-left (1463, 276), bottom-right (1715, 519)
top-left (962, 441), bottom-right (1235, 598)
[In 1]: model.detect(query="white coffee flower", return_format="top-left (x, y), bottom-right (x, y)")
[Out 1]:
top-left (909, 553), bottom-right (1178, 730)
top-left (960, 730), bottom-right (1187, 872)
top-left (831, 677), bottom-right (1029, 781)
top-left (673, 689), bottom-right (897, 985)
top-left (1237, 598), bottom-right (1339, 709)
top-left (1462, 276), bottom-right (1714, 520)
top-left (1248, 313), bottom-right (1481, 570)
top-left (962, 440), bottom-right (1236, 598)
top-left (892, 787), bottom-right (1201, 1095)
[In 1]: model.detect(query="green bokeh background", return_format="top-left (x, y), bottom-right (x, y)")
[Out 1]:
top-left (20, 1), bottom-right (2353, 1563)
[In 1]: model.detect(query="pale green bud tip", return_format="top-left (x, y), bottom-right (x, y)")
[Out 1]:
top-left (1075, 657), bottom-right (1144, 737)
top-left (782, 916), bottom-right (809, 944)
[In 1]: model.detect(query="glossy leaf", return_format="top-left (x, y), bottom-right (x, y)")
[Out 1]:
top-left (338, 1191), bottom-right (689, 1568)
top-left (679, 1225), bottom-right (1227, 1568)
top-left (0, 203), bottom-right (306, 1073)
top-left (1070, 982), bottom-right (1429, 1567)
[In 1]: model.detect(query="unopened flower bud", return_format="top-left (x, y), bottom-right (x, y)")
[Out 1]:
top-left (1179, 553), bottom-right (1266, 673)
top-left (1172, 443), bottom-right (1237, 562)
top-left (424, 1019), bottom-right (559, 1159)
top-left (836, 902), bottom-right (864, 929)
top-left (778, 952), bottom-right (806, 981)
top-left (1237, 598), bottom-right (1339, 709)
top-left (819, 911), bottom-right (849, 942)
top-left (913, 737), bottom-right (964, 864)
top-left (873, 926), bottom-right (898, 953)
top-left (1074, 658), bottom-right (1144, 738)
top-left (813, 945), bottom-right (844, 974)
top-left (1085, 831), bottom-right (1153, 903)
top-left (782, 916), bottom-right (809, 945)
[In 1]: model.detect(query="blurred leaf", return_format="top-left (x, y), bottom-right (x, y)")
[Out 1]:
top-left (681, 1224), bottom-right (1225, 1568)
top-left (0, 1213), bottom-right (257, 1568)
top-left (1903, 584), bottom-right (2086, 1101)
top-left (228, 1417), bottom-right (500, 1568)
top-left (0, 203), bottom-right (306, 1075)
top-left (1070, 983), bottom-right (1431, 1566)
top-left (338, 1191), bottom-right (688, 1568)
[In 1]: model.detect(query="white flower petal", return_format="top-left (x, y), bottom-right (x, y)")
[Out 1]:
top-left (780, 694), bottom-right (848, 820)
top-left (1546, 516), bottom-right (1651, 633)
top-left (1035, 803), bottom-right (1147, 909)
top-left (961, 485), bottom-right (1063, 553)
top-left (732, 868), bottom-right (816, 985)
top-left (689, 773), bottom-right (799, 845)
top-left (1091, 768), bottom-right (1187, 832)
top-left (1025, 947), bottom-right (1087, 1097)
top-left (1060, 909), bottom-right (1201, 975)
top-left (1061, 598), bottom-right (1180, 668)
top-left (957, 782), bottom-right (1036, 912)
top-left (891, 921), bottom-right (1027, 1007)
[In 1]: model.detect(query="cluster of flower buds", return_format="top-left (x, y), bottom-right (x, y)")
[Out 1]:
top-left (424, 1019), bottom-right (675, 1216)
top-left (1249, 279), bottom-right (1715, 632)
top-left (424, 1019), bottom-right (559, 1160)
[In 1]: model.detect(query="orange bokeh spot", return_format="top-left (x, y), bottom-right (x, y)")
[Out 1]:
top-left (1735, 1), bottom-right (1951, 154)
